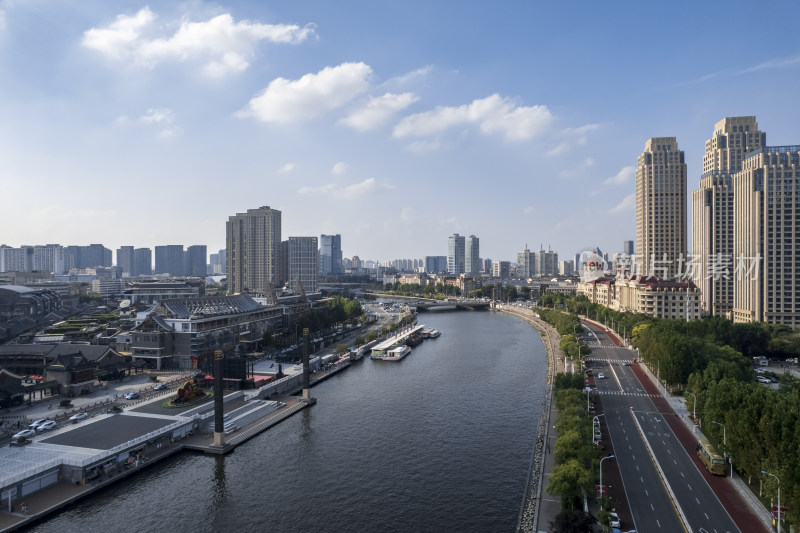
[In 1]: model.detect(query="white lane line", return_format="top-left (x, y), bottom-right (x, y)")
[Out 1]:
top-left (636, 465), bottom-right (640, 471)
top-left (688, 484), bottom-right (693, 491)
top-left (680, 472), bottom-right (685, 478)
top-left (645, 489), bottom-right (649, 496)
top-left (651, 503), bottom-right (655, 511)
top-left (705, 512), bottom-right (709, 520)
top-left (640, 476), bottom-right (644, 483)
top-left (657, 519), bottom-right (661, 527)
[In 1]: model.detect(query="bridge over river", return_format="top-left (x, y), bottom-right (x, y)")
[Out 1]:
top-left (413, 301), bottom-right (490, 312)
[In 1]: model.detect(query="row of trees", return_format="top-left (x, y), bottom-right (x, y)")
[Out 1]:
top-left (547, 374), bottom-right (598, 512)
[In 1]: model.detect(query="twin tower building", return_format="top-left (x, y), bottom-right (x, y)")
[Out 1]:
top-left (636, 116), bottom-right (799, 326)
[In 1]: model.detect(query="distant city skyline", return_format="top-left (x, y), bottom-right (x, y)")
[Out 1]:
top-left (2, 2), bottom-right (799, 260)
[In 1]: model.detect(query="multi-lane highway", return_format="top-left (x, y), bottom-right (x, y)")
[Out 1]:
top-left (584, 322), bottom-right (739, 533)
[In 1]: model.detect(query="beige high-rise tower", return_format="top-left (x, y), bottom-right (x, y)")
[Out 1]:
top-left (226, 206), bottom-right (282, 295)
top-left (692, 117), bottom-right (765, 317)
top-left (732, 146), bottom-right (800, 327)
top-left (635, 137), bottom-right (687, 280)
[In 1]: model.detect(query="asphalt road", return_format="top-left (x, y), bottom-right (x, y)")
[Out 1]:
top-left (585, 323), bottom-right (739, 533)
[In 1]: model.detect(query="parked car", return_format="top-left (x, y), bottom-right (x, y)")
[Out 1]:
top-left (36, 420), bottom-right (57, 432)
top-left (153, 383), bottom-right (167, 391)
top-left (125, 392), bottom-right (140, 400)
top-left (69, 412), bottom-right (89, 423)
top-left (758, 376), bottom-right (771, 384)
top-left (609, 511), bottom-right (621, 528)
top-left (13, 428), bottom-right (37, 440)
top-left (29, 418), bottom-right (48, 430)
top-left (597, 372), bottom-right (606, 379)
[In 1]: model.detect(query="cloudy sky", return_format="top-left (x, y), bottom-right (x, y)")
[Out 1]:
top-left (2, 1), bottom-right (800, 264)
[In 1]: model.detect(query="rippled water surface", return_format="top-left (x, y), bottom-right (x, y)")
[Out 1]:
top-left (31, 311), bottom-right (547, 533)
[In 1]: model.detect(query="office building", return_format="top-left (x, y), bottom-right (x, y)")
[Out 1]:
top-left (134, 248), bottom-right (152, 277)
top-left (636, 137), bottom-right (687, 279)
top-left (187, 245), bottom-right (207, 277)
top-left (492, 260), bottom-right (510, 279)
top-left (692, 117), bottom-right (765, 317)
top-left (447, 234), bottom-right (465, 275)
top-left (465, 235), bottom-right (480, 275)
top-left (227, 206), bottom-right (282, 295)
top-left (117, 246), bottom-right (135, 277)
top-left (154, 245), bottom-right (185, 276)
top-left (534, 247), bottom-right (558, 277)
top-left (517, 246), bottom-right (533, 279)
top-left (425, 256), bottom-right (447, 274)
top-left (623, 240), bottom-right (634, 256)
top-left (288, 236), bottom-right (318, 294)
top-left (732, 146), bottom-right (800, 327)
top-left (209, 250), bottom-right (226, 275)
top-left (65, 244), bottom-right (112, 270)
top-left (319, 234), bottom-right (343, 276)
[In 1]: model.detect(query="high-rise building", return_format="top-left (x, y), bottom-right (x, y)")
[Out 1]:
top-left (319, 234), bottom-right (343, 277)
top-left (534, 247), bottom-right (558, 276)
top-left (187, 245), bottom-right (207, 277)
top-left (288, 236), bottom-right (318, 294)
top-left (425, 256), bottom-right (447, 274)
top-left (447, 234), bottom-right (465, 275)
top-left (465, 235), bottom-right (480, 275)
top-left (65, 244), bottom-right (112, 270)
top-left (623, 240), bottom-right (634, 255)
top-left (31, 245), bottom-right (65, 274)
top-left (517, 246), bottom-right (534, 278)
top-left (134, 248), bottom-right (152, 276)
top-left (154, 245), bottom-right (185, 276)
top-left (226, 206), bottom-right (281, 295)
top-left (636, 137), bottom-right (687, 280)
top-left (492, 260), bottom-right (510, 279)
top-left (732, 145), bottom-right (800, 327)
top-left (692, 117), bottom-right (765, 317)
top-left (559, 260), bottom-right (574, 276)
top-left (117, 246), bottom-right (135, 276)
top-left (209, 249), bottom-right (226, 275)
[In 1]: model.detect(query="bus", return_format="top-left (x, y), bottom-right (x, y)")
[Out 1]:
top-left (696, 438), bottom-right (725, 475)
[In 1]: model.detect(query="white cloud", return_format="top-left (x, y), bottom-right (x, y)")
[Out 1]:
top-left (340, 92), bottom-right (418, 131)
top-left (383, 66), bottom-right (434, 87)
top-left (331, 162), bottom-right (348, 175)
top-left (603, 166), bottom-right (635, 186)
top-left (393, 94), bottom-right (552, 141)
top-left (610, 193), bottom-right (635, 213)
top-left (400, 207), bottom-right (414, 224)
top-left (545, 124), bottom-right (600, 157)
top-left (241, 62), bottom-right (372, 122)
top-left (279, 163), bottom-right (295, 173)
top-left (139, 107), bottom-right (182, 139)
top-left (82, 7), bottom-right (315, 77)
top-left (298, 177), bottom-right (378, 199)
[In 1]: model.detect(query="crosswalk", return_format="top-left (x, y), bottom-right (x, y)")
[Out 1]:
top-left (585, 358), bottom-right (635, 365)
top-left (597, 390), bottom-right (660, 398)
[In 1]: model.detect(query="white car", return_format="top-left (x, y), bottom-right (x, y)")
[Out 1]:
top-left (36, 420), bottom-right (57, 432)
top-left (13, 428), bottom-right (37, 440)
top-left (69, 412), bottom-right (89, 423)
top-left (29, 418), bottom-right (48, 430)
top-left (597, 372), bottom-right (606, 379)
top-left (609, 511), bottom-right (621, 528)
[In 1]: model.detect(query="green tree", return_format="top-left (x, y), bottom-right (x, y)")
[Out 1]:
top-left (547, 459), bottom-right (593, 509)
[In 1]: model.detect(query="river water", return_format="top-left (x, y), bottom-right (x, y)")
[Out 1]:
top-left (30, 311), bottom-right (547, 533)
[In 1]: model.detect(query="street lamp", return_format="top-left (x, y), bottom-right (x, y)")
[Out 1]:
top-left (599, 455), bottom-right (615, 501)
top-left (712, 420), bottom-right (726, 446)
top-left (762, 470), bottom-right (781, 533)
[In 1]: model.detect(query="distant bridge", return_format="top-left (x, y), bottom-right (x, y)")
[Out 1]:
top-left (413, 301), bottom-right (490, 312)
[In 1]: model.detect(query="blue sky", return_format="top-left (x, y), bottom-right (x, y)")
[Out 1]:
top-left (2, 1), bottom-right (800, 265)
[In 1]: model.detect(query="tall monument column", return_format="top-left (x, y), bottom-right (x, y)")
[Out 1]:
top-left (213, 349), bottom-right (225, 447)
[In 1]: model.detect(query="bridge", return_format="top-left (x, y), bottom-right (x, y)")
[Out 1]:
top-left (413, 301), bottom-right (490, 312)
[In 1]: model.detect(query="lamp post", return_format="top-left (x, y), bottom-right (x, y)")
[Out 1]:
top-left (712, 420), bottom-right (726, 447)
top-left (762, 470), bottom-right (781, 533)
top-left (599, 455), bottom-right (615, 501)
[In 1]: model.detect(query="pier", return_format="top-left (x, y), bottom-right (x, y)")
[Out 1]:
top-left (370, 324), bottom-right (425, 356)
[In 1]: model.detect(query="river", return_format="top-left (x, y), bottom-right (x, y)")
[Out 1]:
top-left (30, 311), bottom-right (547, 533)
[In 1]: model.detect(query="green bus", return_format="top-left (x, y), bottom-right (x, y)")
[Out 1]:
top-left (696, 438), bottom-right (725, 475)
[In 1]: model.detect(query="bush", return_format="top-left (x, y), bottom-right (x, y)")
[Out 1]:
top-left (59, 399), bottom-right (72, 407)
top-left (149, 374), bottom-right (159, 382)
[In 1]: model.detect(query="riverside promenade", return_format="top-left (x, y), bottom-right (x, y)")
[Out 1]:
top-left (493, 305), bottom-right (567, 533)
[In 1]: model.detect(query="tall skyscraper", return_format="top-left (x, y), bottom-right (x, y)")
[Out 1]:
top-left (517, 245), bottom-right (533, 278)
top-left (623, 240), bottom-right (634, 255)
top-left (187, 245), bottom-right (207, 277)
top-left (226, 206), bottom-right (281, 295)
top-left (425, 256), bottom-right (447, 273)
top-left (693, 117), bottom-right (765, 316)
top-left (465, 235), bottom-right (480, 275)
top-left (288, 236), bottom-right (318, 293)
top-left (534, 247), bottom-right (558, 276)
top-left (65, 244), bottom-right (112, 269)
top-left (447, 233), bottom-right (465, 275)
top-left (117, 246), bottom-right (135, 276)
top-left (732, 145), bottom-right (800, 327)
top-left (134, 248), bottom-right (152, 276)
top-left (154, 245), bottom-right (185, 276)
top-left (319, 234), bottom-right (343, 276)
top-left (636, 137), bottom-right (687, 280)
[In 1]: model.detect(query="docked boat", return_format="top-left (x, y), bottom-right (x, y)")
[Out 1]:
top-left (421, 329), bottom-right (441, 338)
top-left (406, 333), bottom-right (423, 347)
top-left (375, 345), bottom-right (411, 361)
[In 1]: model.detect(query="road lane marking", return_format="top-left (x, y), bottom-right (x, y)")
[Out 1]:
top-left (651, 504), bottom-right (655, 510)
top-left (688, 484), bottom-right (693, 491)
